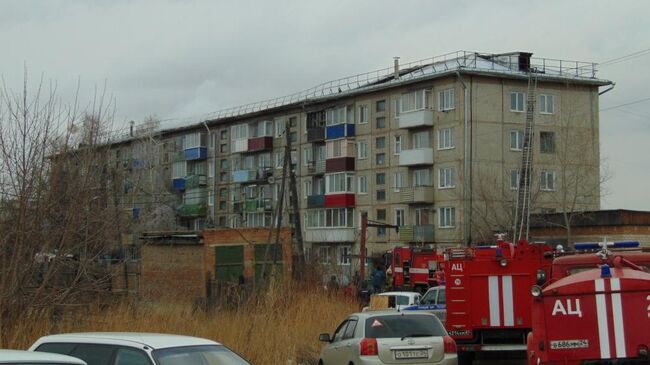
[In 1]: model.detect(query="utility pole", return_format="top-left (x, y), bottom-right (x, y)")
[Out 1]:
top-left (286, 121), bottom-right (306, 271)
top-left (358, 212), bottom-right (399, 284)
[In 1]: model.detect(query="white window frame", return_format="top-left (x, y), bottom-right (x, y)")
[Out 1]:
top-left (358, 175), bottom-right (368, 194)
top-left (393, 172), bottom-right (403, 192)
top-left (437, 127), bottom-right (455, 150)
top-left (400, 89), bottom-right (431, 113)
top-left (304, 180), bottom-right (312, 198)
top-left (438, 207), bottom-right (456, 228)
top-left (438, 167), bottom-right (455, 189)
top-left (510, 130), bottom-right (524, 151)
top-left (275, 151), bottom-right (284, 169)
top-left (303, 146), bottom-right (313, 166)
top-left (339, 245), bottom-right (351, 265)
top-left (357, 140), bottom-right (368, 160)
top-left (438, 88), bottom-right (455, 111)
top-left (510, 92), bottom-right (526, 112)
top-left (541, 170), bottom-right (556, 191)
top-left (394, 135), bottom-right (402, 155)
top-left (412, 131), bottom-right (431, 149)
top-left (540, 94), bottom-right (555, 114)
top-left (318, 246), bottom-right (331, 264)
top-left (413, 169), bottom-right (431, 187)
top-left (325, 172), bottom-right (355, 194)
top-left (275, 119), bottom-right (285, 138)
top-left (358, 105), bottom-right (369, 124)
top-left (510, 169), bottom-right (520, 190)
top-left (394, 208), bottom-right (405, 227)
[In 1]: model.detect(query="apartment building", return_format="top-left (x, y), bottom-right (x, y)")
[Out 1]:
top-left (109, 51), bottom-right (612, 267)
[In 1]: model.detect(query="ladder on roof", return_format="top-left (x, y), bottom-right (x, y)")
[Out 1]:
top-left (513, 72), bottom-right (538, 242)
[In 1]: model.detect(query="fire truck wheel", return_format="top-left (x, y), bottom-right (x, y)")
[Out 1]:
top-left (458, 352), bottom-right (475, 365)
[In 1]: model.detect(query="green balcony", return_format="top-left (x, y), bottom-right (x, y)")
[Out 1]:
top-left (177, 204), bottom-right (207, 218)
top-left (243, 198), bottom-right (273, 212)
top-left (399, 224), bottom-right (435, 242)
top-left (185, 174), bottom-right (207, 189)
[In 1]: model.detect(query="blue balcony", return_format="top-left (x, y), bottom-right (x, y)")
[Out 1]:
top-left (232, 169), bottom-right (257, 183)
top-left (184, 147), bottom-right (208, 161)
top-left (172, 178), bottom-right (185, 191)
top-left (326, 123), bottom-right (355, 139)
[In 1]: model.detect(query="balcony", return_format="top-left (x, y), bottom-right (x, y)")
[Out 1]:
top-left (307, 195), bottom-right (325, 208)
top-left (324, 193), bottom-right (355, 207)
top-left (399, 186), bottom-right (434, 204)
top-left (307, 160), bottom-right (326, 175)
top-left (184, 175), bottom-right (207, 189)
top-left (399, 110), bottom-right (434, 129)
top-left (326, 157), bottom-right (355, 173)
top-left (172, 178), bottom-right (185, 191)
top-left (232, 169), bottom-right (273, 184)
top-left (184, 147), bottom-right (208, 161)
top-left (326, 123), bottom-right (355, 139)
top-left (247, 136), bottom-right (273, 152)
top-left (172, 151), bottom-right (185, 162)
top-left (307, 127), bottom-right (325, 143)
top-left (304, 228), bottom-right (356, 243)
top-left (399, 148), bottom-right (434, 166)
top-left (177, 204), bottom-right (207, 218)
top-left (399, 225), bottom-right (435, 242)
top-left (231, 139), bottom-right (248, 153)
top-left (243, 198), bottom-right (273, 212)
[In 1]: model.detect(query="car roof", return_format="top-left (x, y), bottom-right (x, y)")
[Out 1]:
top-left (0, 350), bottom-right (86, 364)
top-left (350, 310), bottom-right (437, 319)
top-left (31, 332), bottom-right (218, 350)
top-left (377, 291), bottom-right (420, 297)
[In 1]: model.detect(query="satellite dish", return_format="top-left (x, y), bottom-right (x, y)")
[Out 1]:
top-left (267, 176), bottom-right (275, 184)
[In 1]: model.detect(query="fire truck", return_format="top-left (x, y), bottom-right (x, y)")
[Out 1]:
top-left (385, 246), bottom-right (443, 293)
top-left (527, 241), bottom-right (650, 365)
top-left (443, 237), bottom-right (554, 362)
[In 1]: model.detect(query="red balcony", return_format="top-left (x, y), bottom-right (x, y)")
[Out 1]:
top-left (324, 193), bottom-right (355, 207)
top-left (247, 136), bottom-right (273, 152)
top-left (325, 157), bottom-right (355, 173)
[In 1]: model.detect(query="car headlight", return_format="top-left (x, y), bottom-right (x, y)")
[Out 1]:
top-left (531, 285), bottom-right (542, 297)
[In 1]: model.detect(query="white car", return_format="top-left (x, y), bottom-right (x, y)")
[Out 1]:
top-left (363, 291), bottom-right (422, 311)
top-left (319, 310), bottom-right (457, 365)
top-left (29, 332), bottom-right (249, 365)
top-left (0, 349), bottom-right (86, 365)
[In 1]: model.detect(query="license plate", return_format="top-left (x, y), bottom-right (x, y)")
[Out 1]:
top-left (550, 339), bottom-right (589, 350)
top-left (394, 349), bottom-right (428, 359)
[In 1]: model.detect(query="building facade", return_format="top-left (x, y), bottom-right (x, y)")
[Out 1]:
top-left (108, 51), bottom-right (612, 269)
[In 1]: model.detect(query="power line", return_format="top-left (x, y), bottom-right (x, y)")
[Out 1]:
top-left (600, 48), bottom-right (650, 66)
top-left (600, 96), bottom-right (650, 111)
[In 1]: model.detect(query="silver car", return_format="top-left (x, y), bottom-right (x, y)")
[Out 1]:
top-left (318, 310), bottom-right (457, 365)
top-left (0, 350), bottom-right (86, 365)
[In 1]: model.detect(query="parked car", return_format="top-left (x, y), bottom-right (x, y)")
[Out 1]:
top-left (29, 332), bottom-right (250, 365)
top-left (0, 349), bottom-right (86, 365)
top-left (362, 291), bottom-right (422, 311)
top-left (404, 285), bottom-right (447, 324)
top-left (318, 310), bottom-right (457, 365)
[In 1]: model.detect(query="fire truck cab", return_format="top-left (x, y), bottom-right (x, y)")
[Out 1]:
top-left (386, 246), bottom-right (442, 293)
top-left (444, 239), bottom-right (554, 360)
top-left (528, 257), bottom-right (650, 365)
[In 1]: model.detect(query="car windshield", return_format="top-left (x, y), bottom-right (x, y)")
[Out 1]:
top-left (420, 290), bottom-right (436, 305)
top-left (385, 295), bottom-right (410, 305)
top-left (153, 345), bottom-right (249, 365)
top-left (365, 314), bottom-right (446, 338)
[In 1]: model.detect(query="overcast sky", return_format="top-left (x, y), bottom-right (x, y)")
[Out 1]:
top-left (1, 0), bottom-right (648, 210)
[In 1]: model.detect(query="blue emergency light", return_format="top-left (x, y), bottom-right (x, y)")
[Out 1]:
top-left (574, 241), bottom-right (640, 250)
top-left (600, 264), bottom-right (612, 278)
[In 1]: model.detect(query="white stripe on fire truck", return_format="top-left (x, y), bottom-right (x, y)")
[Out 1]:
top-left (610, 278), bottom-right (627, 358)
top-left (394, 267), bottom-right (403, 273)
top-left (595, 279), bottom-right (611, 359)
top-left (502, 275), bottom-right (514, 326)
top-left (409, 268), bottom-right (429, 274)
top-left (488, 276), bottom-right (501, 326)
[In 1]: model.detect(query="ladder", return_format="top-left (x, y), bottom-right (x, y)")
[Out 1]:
top-left (513, 73), bottom-right (537, 241)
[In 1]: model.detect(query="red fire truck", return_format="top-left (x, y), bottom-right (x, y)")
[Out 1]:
top-left (385, 246), bottom-right (443, 293)
top-left (443, 238), bottom-right (554, 362)
top-left (527, 241), bottom-right (650, 364)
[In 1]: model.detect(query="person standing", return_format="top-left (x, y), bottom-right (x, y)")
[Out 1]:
top-left (372, 265), bottom-right (386, 294)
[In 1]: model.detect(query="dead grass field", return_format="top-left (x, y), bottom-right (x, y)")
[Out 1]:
top-left (5, 284), bottom-right (358, 365)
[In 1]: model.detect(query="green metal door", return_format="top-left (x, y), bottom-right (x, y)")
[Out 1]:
top-left (254, 244), bottom-right (283, 282)
top-left (214, 245), bottom-right (244, 283)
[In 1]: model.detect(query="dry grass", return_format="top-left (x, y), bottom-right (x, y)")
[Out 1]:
top-left (5, 283), bottom-right (358, 365)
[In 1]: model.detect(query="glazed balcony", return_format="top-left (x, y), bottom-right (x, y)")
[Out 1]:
top-left (325, 123), bottom-right (355, 139)
top-left (172, 178), bottom-right (185, 191)
top-left (307, 194), bottom-right (325, 208)
top-left (399, 110), bottom-right (434, 129)
top-left (184, 147), bottom-right (208, 161)
top-left (304, 228), bottom-right (356, 243)
top-left (307, 160), bottom-right (326, 175)
top-left (247, 136), bottom-right (273, 152)
top-left (399, 148), bottom-right (434, 166)
top-left (177, 204), bottom-right (207, 218)
top-left (307, 127), bottom-right (325, 143)
top-left (399, 225), bottom-right (435, 242)
top-left (325, 157), bottom-right (355, 173)
top-left (399, 186), bottom-right (435, 204)
top-left (184, 175), bottom-right (207, 189)
top-left (243, 198), bottom-right (273, 212)
top-left (324, 193), bottom-right (355, 207)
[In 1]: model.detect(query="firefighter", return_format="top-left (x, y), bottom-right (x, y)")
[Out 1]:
top-left (372, 265), bottom-right (386, 294)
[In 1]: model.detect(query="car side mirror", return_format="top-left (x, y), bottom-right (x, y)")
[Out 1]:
top-left (319, 333), bottom-right (332, 342)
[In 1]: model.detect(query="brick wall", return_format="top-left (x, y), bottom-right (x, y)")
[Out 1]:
top-left (141, 243), bottom-right (205, 302)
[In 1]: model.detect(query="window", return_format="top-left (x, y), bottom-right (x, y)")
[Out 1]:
top-left (394, 135), bottom-right (402, 155)
top-left (357, 140), bottom-right (368, 159)
top-left (219, 200), bottom-right (226, 210)
top-left (231, 124), bottom-right (248, 140)
top-left (510, 169), bottom-right (520, 190)
top-left (394, 98), bottom-right (401, 118)
top-left (209, 132), bottom-right (216, 149)
top-left (220, 144), bottom-right (227, 153)
top-left (115, 347), bottom-right (149, 364)
top-left (510, 92), bottom-right (525, 112)
top-left (275, 151), bottom-right (284, 169)
top-left (377, 227), bottom-right (386, 237)
top-left (220, 129), bottom-right (228, 140)
top-left (246, 212), bottom-right (272, 227)
top-left (540, 131), bottom-right (555, 153)
top-left (541, 170), bottom-right (556, 191)
top-left (358, 175), bottom-right (368, 194)
top-left (306, 208), bottom-right (354, 228)
top-left (304, 180), bottom-right (312, 198)
top-left (438, 167), bottom-right (455, 189)
top-left (376, 173), bottom-right (385, 185)
top-left (172, 161), bottom-right (186, 178)
top-left (376, 190), bottom-right (386, 201)
top-left (510, 130), bottom-right (524, 151)
top-left (184, 132), bottom-right (204, 148)
top-left (376, 136), bottom-right (386, 149)
top-left (376, 153), bottom-right (385, 165)
top-left (254, 120), bottom-right (273, 137)
top-left (439, 207), bottom-right (456, 228)
top-left (289, 131), bottom-right (297, 143)
top-left (339, 246), bottom-right (351, 265)
top-left (413, 169), bottom-right (431, 187)
top-left (259, 152), bottom-right (271, 168)
top-left (220, 172), bottom-right (227, 182)
top-left (376, 100), bottom-right (386, 112)
top-left (394, 209), bottom-right (405, 227)
top-left (326, 106), bottom-right (353, 126)
top-left (414, 208), bottom-right (431, 225)
top-left (413, 131), bottom-right (431, 149)
top-left (325, 172), bottom-right (355, 194)
top-left (376, 117), bottom-right (386, 129)
top-left (289, 116), bottom-right (297, 128)
top-left (437, 128), bottom-right (455, 150)
top-left (303, 146), bottom-right (313, 166)
top-left (208, 191), bottom-right (214, 206)
top-left (275, 119), bottom-right (285, 137)
top-left (358, 105), bottom-right (368, 124)
top-left (394, 172), bottom-right (403, 192)
top-left (438, 88), bottom-right (455, 111)
top-left (377, 209), bottom-right (386, 221)
top-left (400, 89), bottom-right (431, 113)
top-left (540, 94), bottom-right (555, 114)
top-left (318, 246), bottom-right (331, 264)
top-left (220, 159), bottom-right (228, 170)
top-left (327, 139), bottom-right (355, 158)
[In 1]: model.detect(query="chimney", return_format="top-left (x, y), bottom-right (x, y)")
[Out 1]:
top-left (129, 120), bottom-right (135, 137)
top-left (394, 57), bottom-right (400, 79)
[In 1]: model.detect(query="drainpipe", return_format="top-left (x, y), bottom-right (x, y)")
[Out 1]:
top-left (456, 71), bottom-right (471, 247)
top-left (599, 83), bottom-right (615, 95)
top-left (202, 121), bottom-right (216, 227)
